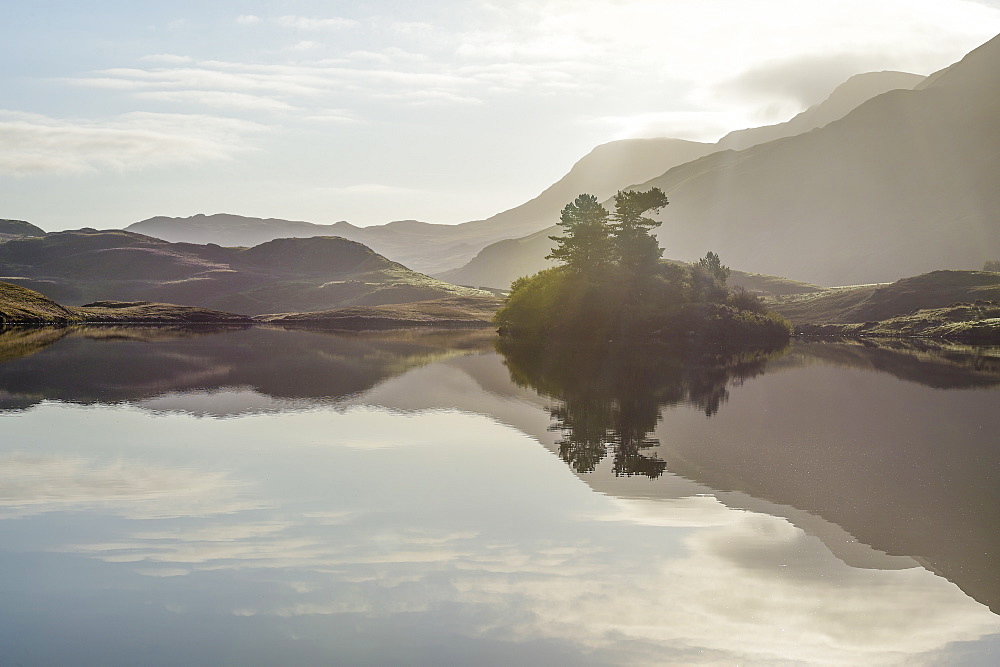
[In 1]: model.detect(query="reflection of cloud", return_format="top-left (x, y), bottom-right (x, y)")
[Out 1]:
top-left (592, 495), bottom-right (744, 528)
top-left (0, 110), bottom-right (262, 174)
top-left (0, 453), bottom-right (260, 519)
top-left (455, 513), bottom-right (1000, 665)
top-left (61, 497), bottom-right (1000, 664)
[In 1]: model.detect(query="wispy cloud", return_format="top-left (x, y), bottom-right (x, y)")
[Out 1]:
top-left (0, 453), bottom-right (261, 518)
top-left (274, 15), bottom-right (358, 31)
top-left (0, 111), bottom-right (263, 175)
top-left (135, 90), bottom-right (296, 112)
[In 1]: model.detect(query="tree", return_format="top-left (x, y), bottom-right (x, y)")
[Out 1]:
top-left (610, 188), bottom-right (669, 274)
top-left (546, 194), bottom-right (612, 272)
top-left (698, 251), bottom-right (731, 284)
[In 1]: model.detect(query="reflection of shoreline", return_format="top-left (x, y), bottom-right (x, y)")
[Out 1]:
top-left (0, 325), bottom-right (495, 414)
top-left (490, 337), bottom-right (1000, 614)
top-left (3, 326), bottom-right (999, 615)
top-left (771, 338), bottom-right (1000, 389)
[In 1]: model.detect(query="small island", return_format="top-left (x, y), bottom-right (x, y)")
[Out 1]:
top-left (492, 188), bottom-right (792, 347)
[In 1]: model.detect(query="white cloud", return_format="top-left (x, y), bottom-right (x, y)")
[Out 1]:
top-left (275, 15), bottom-right (358, 31)
top-left (0, 110), bottom-right (263, 175)
top-left (136, 90), bottom-right (297, 112)
top-left (289, 40), bottom-right (321, 52)
top-left (236, 14), bottom-right (262, 25)
top-left (140, 53), bottom-right (194, 65)
top-left (0, 453), bottom-right (261, 519)
top-left (303, 109), bottom-right (363, 124)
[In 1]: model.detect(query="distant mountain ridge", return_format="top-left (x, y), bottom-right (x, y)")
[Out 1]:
top-left (446, 35), bottom-right (999, 288)
top-left (127, 137), bottom-right (719, 275)
top-left (0, 229), bottom-right (488, 315)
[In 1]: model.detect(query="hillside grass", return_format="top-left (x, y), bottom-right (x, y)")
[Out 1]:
top-left (771, 270), bottom-right (1000, 324)
top-left (256, 294), bottom-right (502, 329)
top-left (797, 301), bottom-right (1000, 343)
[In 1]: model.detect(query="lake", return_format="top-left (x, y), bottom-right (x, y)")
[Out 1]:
top-left (1, 325), bottom-right (998, 665)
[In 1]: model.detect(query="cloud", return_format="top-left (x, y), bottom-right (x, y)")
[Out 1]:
top-left (135, 90), bottom-right (296, 112)
top-left (275, 15), bottom-right (358, 31)
top-left (140, 54), bottom-right (194, 65)
top-left (0, 110), bottom-right (263, 175)
top-left (0, 453), bottom-right (261, 519)
top-left (236, 14), bottom-right (262, 25)
top-left (709, 52), bottom-right (901, 110)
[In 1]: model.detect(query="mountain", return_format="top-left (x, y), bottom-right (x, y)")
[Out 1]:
top-left (628, 34), bottom-right (1000, 286)
top-left (443, 70), bottom-right (928, 289)
top-left (124, 70), bottom-right (921, 281)
top-left (127, 138), bottom-right (718, 275)
top-left (0, 229), bottom-right (488, 315)
top-left (715, 71), bottom-right (924, 151)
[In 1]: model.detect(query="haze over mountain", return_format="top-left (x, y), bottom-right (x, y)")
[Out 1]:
top-left (127, 138), bottom-right (718, 275)
top-left (127, 69), bottom-right (920, 281)
top-left (443, 69), bottom-right (931, 288)
top-left (0, 229), bottom-right (487, 315)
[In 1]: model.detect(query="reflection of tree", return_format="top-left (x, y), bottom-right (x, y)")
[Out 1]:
top-left (499, 337), bottom-right (786, 478)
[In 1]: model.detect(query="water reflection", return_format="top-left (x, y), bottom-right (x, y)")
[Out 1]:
top-left (1, 326), bottom-right (1000, 663)
top-left (0, 325), bottom-right (495, 413)
top-left (498, 337), bottom-right (785, 478)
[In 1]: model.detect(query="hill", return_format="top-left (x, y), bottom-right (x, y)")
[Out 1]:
top-left (796, 302), bottom-right (1000, 343)
top-left (0, 229), bottom-right (488, 316)
top-left (770, 270), bottom-right (1000, 324)
top-left (257, 294), bottom-right (501, 328)
top-left (0, 281), bottom-right (252, 324)
top-left (0, 219), bottom-right (46, 241)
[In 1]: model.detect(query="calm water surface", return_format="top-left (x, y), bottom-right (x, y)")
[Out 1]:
top-left (0, 326), bottom-right (998, 665)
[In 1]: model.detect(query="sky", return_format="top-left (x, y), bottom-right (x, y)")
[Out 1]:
top-left (3, 0), bottom-right (1000, 231)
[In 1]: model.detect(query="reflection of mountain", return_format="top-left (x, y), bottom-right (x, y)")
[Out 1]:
top-left (490, 339), bottom-right (1000, 614)
top-left (0, 326), bottom-right (494, 413)
top-left (4, 327), bottom-right (999, 614)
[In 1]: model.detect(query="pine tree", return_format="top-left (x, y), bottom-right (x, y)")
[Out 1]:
top-left (546, 194), bottom-right (613, 272)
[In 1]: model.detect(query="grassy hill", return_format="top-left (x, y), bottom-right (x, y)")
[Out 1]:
top-left (796, 302), bottom-right (1000, 343)
top-left (257, 294), bottom-right (501, 328)
top-left (0, 281), bottom-right (252, 324)
top-left (771, 270), bottom-right (1000, 324)
top-left (0, 219), bottom-right (46, 241)
top-left (0, 229), bottom-right (490, 316)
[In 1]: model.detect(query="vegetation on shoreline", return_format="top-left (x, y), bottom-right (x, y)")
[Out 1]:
top-left (493, 189), bottom-right (792, 346)
top-left (256, 294), bottom-right (501, 328)
top-left (796, 301), bottom-right (1000, 343)
top-left (2, 280), bottom-right (498, 330)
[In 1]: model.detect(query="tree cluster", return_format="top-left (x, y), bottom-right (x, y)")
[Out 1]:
top-left (494, 189), bottom-right (791, 345)
top-left (546, 188), bottom-right (669, 277)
